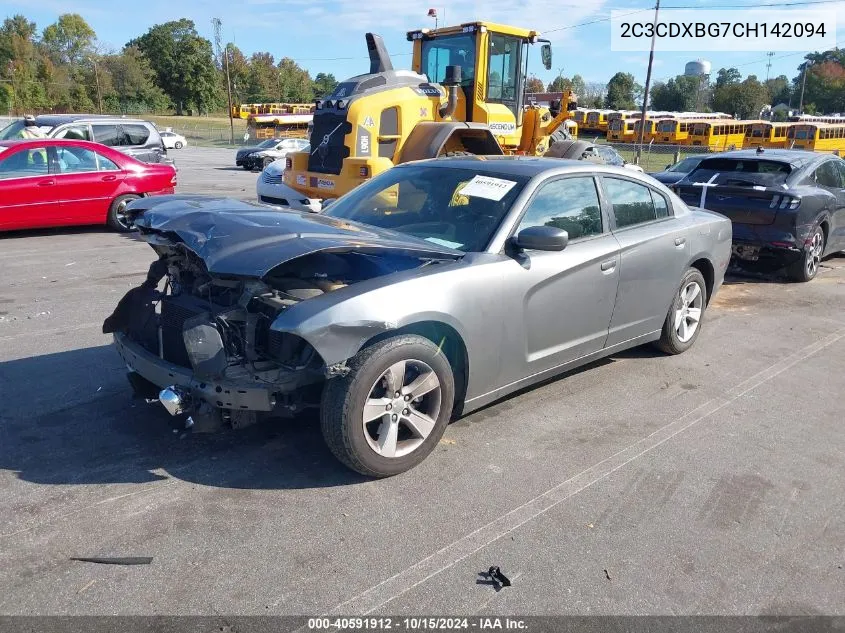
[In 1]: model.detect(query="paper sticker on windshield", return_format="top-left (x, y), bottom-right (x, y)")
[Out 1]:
top-left (458, 175), bottom-right (517, 201)
top-left (425, 237), bottom-right (463, 249)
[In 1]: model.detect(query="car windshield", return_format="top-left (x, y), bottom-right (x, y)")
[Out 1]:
top-left (686, 158), bottom-right (792, 187)
top-left (592, 145), bottom-right (624, 166)
top-left (322, 164), bottom-right (530, 252)
top-left (258, 139), bottom-right (278, 148)
top-left (668, 157), bottom-right (699, 172)
top-left (0, 120), bottom-right (28, 140)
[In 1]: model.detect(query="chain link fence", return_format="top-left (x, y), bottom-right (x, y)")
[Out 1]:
top-left (590, 139), bottom-right (706, 172)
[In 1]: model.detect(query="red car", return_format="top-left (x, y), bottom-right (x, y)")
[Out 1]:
top-left (0, 138), bottom-right (177, 232)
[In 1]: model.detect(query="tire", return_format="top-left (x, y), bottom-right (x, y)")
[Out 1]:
top-left (107, 194), bottom-right (141, 232)
top-left (786, 224), bottom-right (824, 282)
top-left (174, 141), bottom-right (183, 149)
top-left (656, 268), bottom-right (707, 355)
top-left (242, 164), bottom-right (251, 170)
top-left (320, 334), bottom-right (455, 477)
top-left (262, 156), bottom-right (274, 169)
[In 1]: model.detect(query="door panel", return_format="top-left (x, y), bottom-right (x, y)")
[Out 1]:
top-left (603, 176), bottom-right (690, 346)
top-left (828, 161), bottom-right (845, 249)
top-left (496, 175), bottom-right (621, 385)
top-left (54, 146), bottom-right (125, 224)
top-left (0, 146), bottom-right (60, 230)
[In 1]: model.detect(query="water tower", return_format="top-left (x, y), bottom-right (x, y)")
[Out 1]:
top-left (684, 59), bottom-right (712, 111)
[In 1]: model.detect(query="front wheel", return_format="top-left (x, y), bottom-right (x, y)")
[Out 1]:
top-left (320, 334), bottom-right (455, 477)
top-left (262, 156), bottom-right (274, 169)
top-left (656, 268), bottom-right (707, 355)
top-left (107, 194), bottom-right (141, 232)
top-left (786, 224), bottom-right (824, 282)
top-left (174, 141), bottom-right (183, 149)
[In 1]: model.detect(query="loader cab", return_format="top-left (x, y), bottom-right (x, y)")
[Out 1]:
top-left (410, 22), bottom-right (542, 147)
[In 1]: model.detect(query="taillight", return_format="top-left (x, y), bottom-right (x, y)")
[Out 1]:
top-left (285, 157), bottom-right (292, 170)
top-left (771, 194), bottom-right (800, 209)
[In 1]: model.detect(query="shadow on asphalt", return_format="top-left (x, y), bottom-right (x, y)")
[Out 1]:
top-left (0, 345), bottom-right (368, 490)
top-left (0, 225), bottom-right (114, 240)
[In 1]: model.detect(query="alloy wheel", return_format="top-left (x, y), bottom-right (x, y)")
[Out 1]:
top-left (805, 229), bottom-right (824, 278)
top-left (362, 359), bottom-right (442, 459)
top-left (675, 281), bottom-right (703, 343)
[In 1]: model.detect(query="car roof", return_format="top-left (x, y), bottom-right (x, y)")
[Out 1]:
top-left (33, 114), bottom-right (146, 127)
top-left (0, 138), bottom-right (122, 151)
top-left (400, 155), bottom-right (652, 180)
top-left (699, 149), bottom-right (827, 168)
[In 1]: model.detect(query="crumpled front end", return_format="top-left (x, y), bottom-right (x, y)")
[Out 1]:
top-left (103, 207), bottom-right (457, 431)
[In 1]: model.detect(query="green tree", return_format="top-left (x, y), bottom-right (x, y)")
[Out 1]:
top-left (129, 19), bottom-right (219, 114)
top-left (714, 67), bottom-right (741, 89)
top-left (1, 15), bottom-right (48, 113)
top-left (102, 46), bottom-right (168, 112)
top-left (764, 74), bottom-right (791, 106)
top-left (798, 58), bottom-right (845, 114)
top-left (42, 14), bottom-right (95, 66)
top-left (650, 75), bottom-right (699, 112)
top-left (312, 72), bottom-right (338, 98)
top-left (571, 74), bottom-right (586, 99)
top-left (526, 75), bottom-right (545, 92)
top-left (547, 75), bottom-right (571, 92)
top-left (224, 44), bottom-right (250, 103)
top-left (713, 74), bottom-right (769, 119)
top-left (245, 51), bottom-right (277, 102)
top-left (605, 72), bottom-right (639, 109)
top-left (277, 57), bottom-right (312, 102)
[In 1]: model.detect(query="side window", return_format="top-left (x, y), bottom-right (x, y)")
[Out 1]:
top-left (604, 178), bottom-right (662, 228)
top-left (487, 34), bottom-right (520, 104)
top-left (814, 161), bottom-right (842, 188)
top-left (834, 161), bottom-right (845, 186)
top-left (0, 147), bottom-right (49, 179)
top-left (651, 189), bottom-right (670, 218)
top-left (92, 125), bottom-right (120, 146)
top-left (54, 125), bottom-right (91, 141)
top-left (56, 147), bottom-right (98, 173)
top-left (96, 152), bottom-right (119, 171)
top-left (378, 107), bottom-right (399, 159)
top-left (516, 177), bottom-right (603, 240)
top-left (122, 124), bottom-right (150, 145)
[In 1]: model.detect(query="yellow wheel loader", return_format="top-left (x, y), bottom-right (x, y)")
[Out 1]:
top-left (280, 22), bottom-right (577, 206)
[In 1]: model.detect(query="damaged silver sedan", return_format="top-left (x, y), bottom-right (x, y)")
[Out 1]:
top-left (105, 157), bottom-right (732, 477)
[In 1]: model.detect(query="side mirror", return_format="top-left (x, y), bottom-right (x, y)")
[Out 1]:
top-left (666, 163), bottom-right (672, 170)
top-left (540, 44), bottom-right (552, 70)
top-left (513, 225), bottom-right (569, 252)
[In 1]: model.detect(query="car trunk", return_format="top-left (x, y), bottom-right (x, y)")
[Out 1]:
top-left (675, 184), bottom-right (784, 225)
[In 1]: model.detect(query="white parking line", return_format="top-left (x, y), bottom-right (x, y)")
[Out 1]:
top-left (330, 328), bottom-right (845, 615)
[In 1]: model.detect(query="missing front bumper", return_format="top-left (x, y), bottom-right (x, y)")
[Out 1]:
top-left (113, 332), bottom-right (277, 412)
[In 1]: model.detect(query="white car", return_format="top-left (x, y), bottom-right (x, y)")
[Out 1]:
top-left (160, 131), bottom-right (187, 149)
top-left (256, 158), bottom-right (321, 213)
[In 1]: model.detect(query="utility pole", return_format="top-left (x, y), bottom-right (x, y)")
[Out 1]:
top-left (798, 60), bottom-right (811, 114)
top-left (212, 18), bottom-right (235, 145)
top-left (636, 0), bottom-right (660, 157)
top-left (765, 51), bottom-right (774, 83)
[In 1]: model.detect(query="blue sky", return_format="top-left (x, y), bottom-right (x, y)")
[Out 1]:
top-left (6, 0), bottom-right (844, 89)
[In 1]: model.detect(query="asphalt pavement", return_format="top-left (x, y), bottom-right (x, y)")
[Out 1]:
top-left (0, 146), bottom-right (843, 616)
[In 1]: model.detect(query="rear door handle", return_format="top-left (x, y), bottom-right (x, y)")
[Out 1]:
top-left (600, 259), bottom-right (617, 272)
top-left (101, 175), bottom-right (117, 182)
top-left (38, 179), bottom-right (55, 187)
top-left (674, 237), bottom-right (686, 247)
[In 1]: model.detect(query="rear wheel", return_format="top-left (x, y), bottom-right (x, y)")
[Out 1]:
top-left (262, 156), bottom-right (274, 169)
top-left (786, 224), bottom-right (824, 282)
top-left (174, 141), bottom-right (183, 149)
top-left (656, 268), bottom-right (707, 355)
top-left (107, 194), bottom-right (141, 232)
top-left (320, 334), bottom-right (455, 477)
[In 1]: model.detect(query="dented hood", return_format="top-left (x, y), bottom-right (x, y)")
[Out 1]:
top-left (134, 196), bottom-right (463, 278)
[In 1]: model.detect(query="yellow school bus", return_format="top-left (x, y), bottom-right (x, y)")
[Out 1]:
top-left (746, 121), bottom-right (792, 149)
top-left (583, 110), bottom-right (612, 134)
top-left (688, 120), bottom-right (748, 150)
top-left (607, 117), bottom-right (637, 141)
top-left (231, 104), bottom-right (254, 119)
top-left (574, 109), bottom-right (588, 128)
top-left (787, 123), bottom-right (845, 153)
top-left (653, 118), bottom-right (702, 144)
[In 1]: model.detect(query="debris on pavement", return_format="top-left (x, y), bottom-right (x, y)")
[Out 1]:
top-left (70, 557), bottom-right (153, 565)
top-left (604, 569), bottom-right (612, 581)
top-left (77, 580), bottom-right (96, 594)
top-left (477, 566), bottom-right (512, 591)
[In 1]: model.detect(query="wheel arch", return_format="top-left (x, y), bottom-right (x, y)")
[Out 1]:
top-left (689, 256), bottom-right (715, 305)
top-left (362, 320), bottom-right (470, 416)
top-left (396, 122), bottom-right (504, 164)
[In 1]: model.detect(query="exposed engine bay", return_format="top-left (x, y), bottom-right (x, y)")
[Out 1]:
top-left (104, 236), bottom-right (435, 428)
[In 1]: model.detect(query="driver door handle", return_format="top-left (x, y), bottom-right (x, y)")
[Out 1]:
top-left (38, 179), bottom-right (55, 187)
top-left (101, 174), bottom-right (117, 182)
top-left (600, 259), bottom-right (617, 272)
top-left (675, 237), bottom-right (686, 247)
